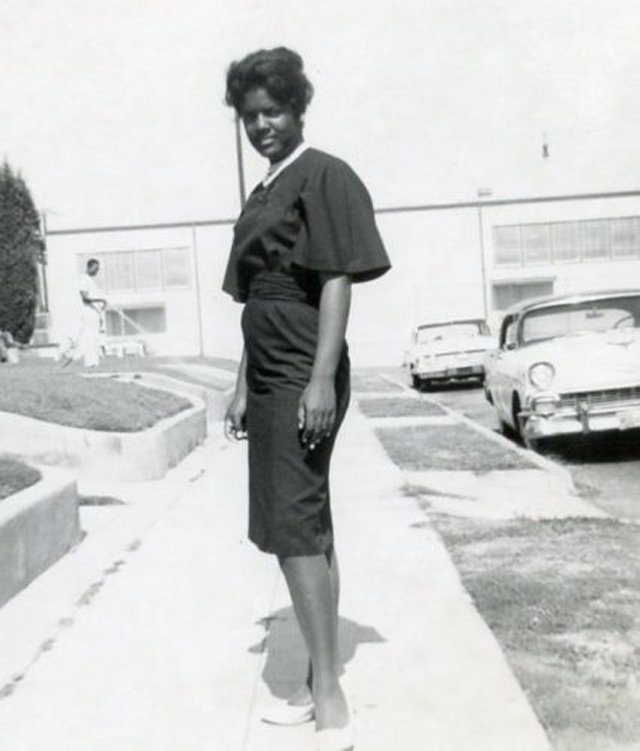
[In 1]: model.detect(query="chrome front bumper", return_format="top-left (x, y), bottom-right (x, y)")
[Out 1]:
top-left (523, 401), bottom-right (640, 438)
top-left (415, 365), bottom-right (484, 380)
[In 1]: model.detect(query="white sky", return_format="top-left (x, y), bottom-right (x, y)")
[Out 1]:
top-left (3, 0), bottom-right (640, 228)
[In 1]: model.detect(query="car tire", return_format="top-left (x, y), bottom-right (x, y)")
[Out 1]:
top-left (512, 395), bottom-right (540, 451)
top-left (499, 417), bottom-right (516, 439)
top-left (512, 395), bottom-right (525, 439)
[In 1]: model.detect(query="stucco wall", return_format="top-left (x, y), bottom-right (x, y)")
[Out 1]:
top-left (43, 192), bottom-right (640, 367)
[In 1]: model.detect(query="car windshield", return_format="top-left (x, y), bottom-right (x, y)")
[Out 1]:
top-left (416, 322), bottom-right (486, 343)
top-left (520, 295), bottom-right (640, 345)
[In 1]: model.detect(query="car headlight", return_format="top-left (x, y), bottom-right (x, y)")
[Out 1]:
top-left (528, 362), bottom-right (555, 390)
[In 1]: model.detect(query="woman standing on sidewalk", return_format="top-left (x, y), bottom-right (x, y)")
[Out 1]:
top-left (223, 47), bottom-right (390, 751)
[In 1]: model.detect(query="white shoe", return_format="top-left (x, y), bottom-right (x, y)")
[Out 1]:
top-left (315, 719), bottom-right (355, 750)
top-left (261, 699), bottom-right (315, 726)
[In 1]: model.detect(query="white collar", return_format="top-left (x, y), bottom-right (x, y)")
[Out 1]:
top-left (262, 143), bottom-right (308, 187)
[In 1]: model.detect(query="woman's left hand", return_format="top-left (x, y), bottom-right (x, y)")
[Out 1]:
top-left (298, 376), bottom-right (336, 450)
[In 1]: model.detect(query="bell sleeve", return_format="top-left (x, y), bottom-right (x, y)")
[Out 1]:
top-left (293, 156), bottom-right (390, 282)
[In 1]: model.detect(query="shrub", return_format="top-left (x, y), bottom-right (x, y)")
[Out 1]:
top-left (0, 331), bottom-right (16, 363)
top-left (0, 162), bottom-right (44, 344)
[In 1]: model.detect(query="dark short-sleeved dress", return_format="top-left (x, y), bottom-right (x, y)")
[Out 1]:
top-left (223, 148), bottom-right (390, 557)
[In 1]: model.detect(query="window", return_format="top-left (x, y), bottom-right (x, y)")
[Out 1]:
top-left (504, 320), bottom-right (517, 349)
top-left (580, 220), bottom-right (610, 261)
top-left (74, 247), bottom-right (191, 292)
top-left (105, 306), bottom-right (166, 337)
top-left (610, 218), bottom-right (639, 259)
top-left (492, 280), bottom-right (554, 311)
top-left (494, 214), bottom-right (640, 267)
top-left (493, 226), bottom-right (521, 266)
top-left (521, 295), bottom-right (640, 344)
top-left (106, 252), bottom-right (135, 292)
top-left (521, 223), bottom-right (551, 265)
top-left (76, 255), bottom-right (88, 274)
top-left (551, 222), bottom-right (579, 263)
top-left (135, 250), bottom-right (163, 290)
top-left (163, 248), bottom-right (192, 288)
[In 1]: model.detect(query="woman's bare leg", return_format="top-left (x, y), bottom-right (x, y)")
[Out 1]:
top-left (279, 551), bottom-right (349, 730)
top-left (282, 548), bottom-right (340, 706)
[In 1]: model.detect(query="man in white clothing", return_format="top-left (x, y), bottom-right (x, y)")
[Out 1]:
top-left (77, 258), bottom-right (108, 367)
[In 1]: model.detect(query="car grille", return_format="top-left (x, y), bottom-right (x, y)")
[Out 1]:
top-left (560, 386), bottom-right (640, 409)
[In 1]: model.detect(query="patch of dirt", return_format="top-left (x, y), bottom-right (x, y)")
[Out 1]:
top-left (571, 479), bottom-right (602, 500)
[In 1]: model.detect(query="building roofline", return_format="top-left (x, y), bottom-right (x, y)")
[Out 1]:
top-left (46, 217), bottom-right (236, 237)
top-left (45, 188), bottom-right (640, 237)
top-left (377, 188), bottom-right (640, 215)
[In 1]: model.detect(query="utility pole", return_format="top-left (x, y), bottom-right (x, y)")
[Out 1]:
top-left (234, 116), bottom-right (247, 208)
top-left (39, 211), bottom-right (50, 312)
top-left (191, 224), bottom-right (205, 356)
top-left (477, 188), bottom-right (492, 320)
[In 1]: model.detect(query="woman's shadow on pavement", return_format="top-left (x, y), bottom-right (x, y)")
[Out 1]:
top-left (249, 606), bottom-right (385, 699)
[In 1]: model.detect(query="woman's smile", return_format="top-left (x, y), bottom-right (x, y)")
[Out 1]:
top-left (240, 87), bottom-right (303, 164)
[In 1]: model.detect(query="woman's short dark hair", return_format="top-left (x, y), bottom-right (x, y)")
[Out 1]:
top-left (225, 47), bottom-right (314, 118)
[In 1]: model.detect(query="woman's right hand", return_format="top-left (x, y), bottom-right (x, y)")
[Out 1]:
top-left (224, 392), bottom-right (248, 441)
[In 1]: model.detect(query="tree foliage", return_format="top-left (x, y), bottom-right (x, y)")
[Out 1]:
top-left (0, 162), bottom-right (43, 343)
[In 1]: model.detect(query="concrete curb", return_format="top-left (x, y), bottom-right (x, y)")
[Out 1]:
top-left (0, 466), bottom-right (81, 609)
top-left (0, 443), bottom-right (213, 695)
top-left (0, 403), bottom-right (207, 482)
top-left (380, 373), bottom-right (578, 494)
top-left (111, 371), bottom-right (233, 421)
top-left (431, 394), bottom-right (578, 492)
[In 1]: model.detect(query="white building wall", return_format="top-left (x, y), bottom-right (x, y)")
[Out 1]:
top-left (43, 191), bottom-right (640, 367)
top-left (482, 195), bottom-right (640, 330)
top-left (361, 209), bottom-right (484, 365)
top-left (46, 226), bottom-right (204, 356)
top-left (191, 224), bottom-right (242, 360)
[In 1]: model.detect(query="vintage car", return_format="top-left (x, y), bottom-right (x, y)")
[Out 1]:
top-left (405, 319), bottom-right (495, 390)
top-left (484, 289), bottom-right (640, 449)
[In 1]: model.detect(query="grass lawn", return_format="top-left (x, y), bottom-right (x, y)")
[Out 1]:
top-left (94, 355), bottom-right (237, 390)
top-left (17, 354), bottom-right (238, 390)
top-left (0, 456), bottom-right (41, 501)
top-left (357, 378), bottom-right (640, 749)
top-left (351, 371), bottom-right (404, 393)
top-left (430, 514), bottom-right (640, 751)
top-left (358, 396), bottom-right (447, 418)
top-left (0, 364), bottom-right (192, 432)
top-left (375, 423), bottom-right (535, 471)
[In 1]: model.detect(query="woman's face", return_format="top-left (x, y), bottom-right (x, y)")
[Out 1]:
top-left (239, 87), bottom-right (303, 164)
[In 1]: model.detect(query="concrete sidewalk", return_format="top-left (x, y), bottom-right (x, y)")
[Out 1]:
top-left (0, 403), bottom-right (553, 750)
